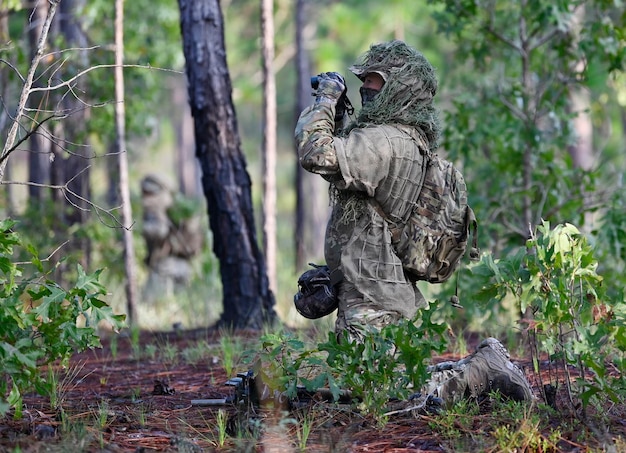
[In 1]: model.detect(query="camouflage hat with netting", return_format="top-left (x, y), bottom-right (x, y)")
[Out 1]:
top-left (346, 40), bottom-right (441, 152)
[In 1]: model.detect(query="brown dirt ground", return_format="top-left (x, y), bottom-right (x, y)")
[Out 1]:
top-left (1, 328), bottom-right (625, 452)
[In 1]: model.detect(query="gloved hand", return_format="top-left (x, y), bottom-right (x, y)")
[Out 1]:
top-left (315, 72), bottom-right (346, 103)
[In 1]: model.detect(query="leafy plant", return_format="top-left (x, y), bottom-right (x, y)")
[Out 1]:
top-left (491, 397), bottom-right (561, 453)
top-left (248, 303), bottom-right (448, 420)
top-left (319, 305), bottom-right (448, 418)
top-left (250, 330), bottom-right (323, 400)
top-left (471, 220), bottom-right (626, 411)
top-left (525, 222), bottom-right (626, 409)
top-left (430, 0), bottom-right (624, 251)
top-left (427, 0), bottom-right (626, 334)
top-left (0, 219), bottom-right (126, 417)
top-left (428, 398), bottom-right (479, 442)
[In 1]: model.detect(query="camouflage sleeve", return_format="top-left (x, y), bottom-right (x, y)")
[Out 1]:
top-left (295, 101), bottom-right (342, 176)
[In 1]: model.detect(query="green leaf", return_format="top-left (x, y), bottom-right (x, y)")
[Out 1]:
top-left (32, 286), bottom-right (66, 322)
top-left (0, 400), bottom-right (10, 417)
top-left (25, 243), bottom-right (43, 273)
top-left (75, 265), bottom-right (106, 296)
top-left (7, 383), bottom-right (21, 406)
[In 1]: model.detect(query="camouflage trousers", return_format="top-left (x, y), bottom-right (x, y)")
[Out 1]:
top-left (332, 280), bottom-right (533, 407)
top-left (334, 280), bottom-right (405, 344)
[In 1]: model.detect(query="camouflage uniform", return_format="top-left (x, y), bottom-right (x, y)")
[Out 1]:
top-left (141, 174), bottom-right (203, 302)
top-left (297, 102), bottom-right (432, 340)
top-left (295, 41), bottom-right (534, 406)
top-left (295, 42), bottom-right (439, 341)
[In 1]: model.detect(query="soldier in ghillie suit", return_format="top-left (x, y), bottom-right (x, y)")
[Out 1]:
top-left (295, 40), bottom-right (438, 342)
top-left (140, 174), bottom-right (204, 302)
top-left (294, 40), bottom-right (533, 407)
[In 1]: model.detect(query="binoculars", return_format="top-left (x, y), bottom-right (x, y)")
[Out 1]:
top-left (309, 75), bottom-right (354, 117)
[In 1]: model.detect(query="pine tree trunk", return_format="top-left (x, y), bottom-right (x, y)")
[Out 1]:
top-left (178, 0), bottom-right (276, 329)
top-left (58, 0), bottom-right (92, 268)
top-left (114, 0), bottom-right (139, 324)
top-left (261, 0), bottom-right (277, 294)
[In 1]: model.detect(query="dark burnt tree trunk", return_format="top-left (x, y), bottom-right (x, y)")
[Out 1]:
top-left (178, 0), bottom-right (276, 329)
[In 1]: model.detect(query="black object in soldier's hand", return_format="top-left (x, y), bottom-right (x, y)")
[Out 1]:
top-left (311, 72), bottom-right (345, 89)
top-left (310, 73), bottom-right (354, 118)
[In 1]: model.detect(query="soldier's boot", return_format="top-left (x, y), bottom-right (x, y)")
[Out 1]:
top-left (426, 337), bottom-right (534, 406)
top-left (463, 337), bottom-right (534, 402)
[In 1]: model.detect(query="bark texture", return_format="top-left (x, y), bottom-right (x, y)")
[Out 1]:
top-left (178, 0), bottom-right (276, 329)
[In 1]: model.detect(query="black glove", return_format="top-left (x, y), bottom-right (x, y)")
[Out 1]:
top-left (315, 72), bottom-right (346, 103)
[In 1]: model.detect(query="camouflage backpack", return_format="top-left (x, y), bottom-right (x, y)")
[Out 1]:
top-left (377, 154), bottom-right (478, 284)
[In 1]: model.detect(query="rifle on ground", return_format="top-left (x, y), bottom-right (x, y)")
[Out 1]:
top-left (190, 370), bottom-right (352, 408)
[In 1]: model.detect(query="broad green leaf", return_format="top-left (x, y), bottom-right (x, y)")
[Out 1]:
top-left (32, 287), bottom-right (66, 322)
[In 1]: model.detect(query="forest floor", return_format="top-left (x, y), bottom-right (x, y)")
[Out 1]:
top-left (1, 327), bottom-right (625, 452)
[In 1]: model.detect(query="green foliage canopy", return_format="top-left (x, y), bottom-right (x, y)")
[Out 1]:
top-left (429, 0), bottom-right (625, 252)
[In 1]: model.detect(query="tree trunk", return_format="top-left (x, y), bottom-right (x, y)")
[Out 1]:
top-left (0, 7), bottom-right (14, 214)
top-left (568, 5), bottom-right (595, 233)
top-left (171, 75), bottom-right (200, 198)
top-left (178, 0), bottom-right (276, 330)
top-left (0, 1), bottom-right (58, 184)
top-left (41, 0), bottom-right (91, 281)
top-left (568, 87), bottom-right (593, 172)
top-left (58, 0), bottom-right (92, 268)
top-left (115, 0), bottom-right (138, 325)
top-left (261, 0), bottom-right (277, 294)
top-left (26, 3), bottom-right (50, 209)
top-left (294, 0), bottom-right (328, 271)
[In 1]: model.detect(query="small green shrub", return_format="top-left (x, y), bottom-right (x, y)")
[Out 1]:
top-left (0, 219), bottom-right (126, 416)
top-left (251, 330), bottom-right (322, 400)
top-left (428, 398), bottom-right (479, 441)
top-left (249, 302), bottom-right (448, 419)
top-left (319, 304), bottom-right (448, 415)
top-left (471, 220), bottom-right (626, 411)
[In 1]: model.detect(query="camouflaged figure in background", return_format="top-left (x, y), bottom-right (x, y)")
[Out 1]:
top-left (295, 41), bottom-right (442, 342)
top-left (141, 174), bottom-right (204, 303)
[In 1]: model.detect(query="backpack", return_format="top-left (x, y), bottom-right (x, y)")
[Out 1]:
top-left (375, 154), bottom-right (478, 284)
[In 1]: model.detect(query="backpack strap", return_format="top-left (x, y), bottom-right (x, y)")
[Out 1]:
top-left (369, 199), bottom-right (403, 243)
